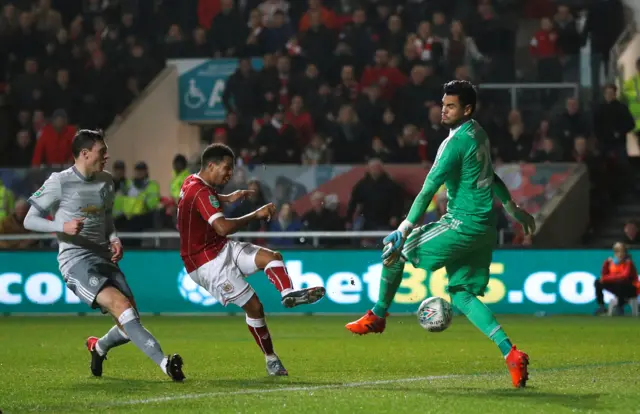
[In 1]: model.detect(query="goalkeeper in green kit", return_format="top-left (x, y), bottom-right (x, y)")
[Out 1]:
top-left (345, 80), bottom-right (536, 388)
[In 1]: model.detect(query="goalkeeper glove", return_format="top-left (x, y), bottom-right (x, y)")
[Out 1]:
top-left (381, 221), bottom-right (413, 265)
top-left (504, 201), bottom-right (536, 235)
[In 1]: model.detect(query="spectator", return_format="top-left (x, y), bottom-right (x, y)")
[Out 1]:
top-left (209, 0), bottom-right (245, 58)
top-left (622, 221), bottom-right (640, 245)
top-left (346, 159), bottom-right (404, 231)
top-left (3, 129), bottom-right (34, 167)
top-left (397, 65), bottom-right (440, 127)
top-left (171, 154), bottom-right (190, 203)
top-left (261, 55), bottom-right (292, 113)
top-left (500, 110), bottom-right (533, 163)
top-left (366, 136), bottom-right (392, 163)
top-left (530, 17), bottom-right (560, 83)
top-left (302, 134), bottom-right (330, 164)
top-left (553, 97), bottom-right (590, 155)
top-left (164, 24), bottom-right (186, 59)
top-left (31, 109), bottom-right (76, 166)
top-left (9, 58), bottom-right (46, 111)
top-left (329, 103), bottom-right (367, 163)
top-left (532, 119), bottom-right (552, 155)
top-left (255, 106), bottom-right (298, 163)
top-left (302, 191), bottom-right (344, 246)
top-left (225, 111), bottom-right (250, 153)
top-left (593, 84), bottom-right (635, 161)
top-left (442, 20), bottom-right (486, 80)
top-left (47, 68), bottom-right (78, 121)
top-left (413, 21), bottom-right (444, 68)
top-left (355, 84), bottom-right (385, 134)
top-left (230, 179), bottom-right (268, 232)
top-left (269, 202), bottom-right (303, 246)
top-left (380, 14), bottom-right (405, 58)
top-left (0, 199), bottom-right (34, 249)
top-left (341, 8), bottom-right (375, 75)
top-left (259, 0), bottom-right (290, 27)
top-left (553, 4), bottom-right (581, 82)
top-left (244, 8), bottom-right (265, 56)
top-left (33, 0), bottom-right (62, 36)
top-left (11, 11), bottom-right (44, 69)
top-left (298, 0), bottom-right (337, 33)
top-left (622, 58), bottom-right (640, 136)
top-left (185, 26), bottom-right (212, 58)
top-left (114, 161), bottom-right (161, 245)
top-left (285, 95), bottom-right (314, 147)
top-left (530, 136), bottom-right (563, 163)
top-left (0, 178), bottom-right (16, 221)
top-left (263, 10), bottom-right (293, 54)
top-left (223, 58), bottom-right (261, 121)
top-left (290, 63), bottom-right (321, 103)
top-left (299, 12), bottom-right (335, 75)
top-left (334, 64), bottom-right (360, 106)
top-left (360, 49), bottom-right (407, 101)
top-left (393, 124), bottom-right (427, 165)
top-left (594, 242), bottom-right (639, 316)
top-left (423, 105), bottom-right (447, 162)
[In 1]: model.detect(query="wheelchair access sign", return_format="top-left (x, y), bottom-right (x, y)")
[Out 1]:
top-left (168, 58), bottom-right (263, 123)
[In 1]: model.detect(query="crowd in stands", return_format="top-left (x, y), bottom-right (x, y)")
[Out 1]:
top-left (0, 0), bottom-right (636, 249)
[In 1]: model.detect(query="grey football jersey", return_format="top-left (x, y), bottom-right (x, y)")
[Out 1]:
top-left (28, 166), bottom-right (116, 274)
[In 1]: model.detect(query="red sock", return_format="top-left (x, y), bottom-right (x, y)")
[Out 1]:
top-left (264, 260), bottom-right (293, 294)
top-left (246, 316), bottom-right (274, 356)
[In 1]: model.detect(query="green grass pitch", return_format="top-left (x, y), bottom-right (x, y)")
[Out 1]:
top-left (1, 315), bottom-right (639, 413)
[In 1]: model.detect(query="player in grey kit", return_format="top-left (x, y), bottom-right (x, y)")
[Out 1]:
top-left (23, 129), bottom-right (185, 381)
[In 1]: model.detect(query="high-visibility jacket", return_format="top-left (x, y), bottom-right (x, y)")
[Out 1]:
top-left (113, 179), bottom-right (132, 218)
top-left (622, 74), bottom-right (640, 131)
top-left (121, 180), bottom-right (161, 218)
top-left (0, 181), bottom-right (16, 221)
top-left (171, 169), bottom-right (190, 201)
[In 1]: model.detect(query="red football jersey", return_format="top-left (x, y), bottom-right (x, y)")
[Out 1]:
top-left (177, 174), bottom-right (228, 272)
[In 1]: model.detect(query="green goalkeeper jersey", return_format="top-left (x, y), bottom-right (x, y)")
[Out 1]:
top-left (407, 119), bottom-right (496, 234)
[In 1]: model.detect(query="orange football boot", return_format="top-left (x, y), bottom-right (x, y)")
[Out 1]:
top-left (505, 345), bottom-right (529, 388)
top-left (345, 310), bottom-right (388, 335)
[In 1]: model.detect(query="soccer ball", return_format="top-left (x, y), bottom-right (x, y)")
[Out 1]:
top-left (177, 268), bottom-right (218, 306)
top-left (417, 296), bottom-right (453, 332)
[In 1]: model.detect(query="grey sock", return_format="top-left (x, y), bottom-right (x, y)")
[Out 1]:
top-left (96, 325), bottom-right (130, 356)
top-left (119, 309), bottom-right (165, 367)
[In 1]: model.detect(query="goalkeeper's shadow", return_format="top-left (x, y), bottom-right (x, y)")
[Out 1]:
top-left (375, 386), bottom-right (601, 410)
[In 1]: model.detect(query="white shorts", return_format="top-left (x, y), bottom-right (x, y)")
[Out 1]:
top-left (188, 241), bottom-right (260, 307)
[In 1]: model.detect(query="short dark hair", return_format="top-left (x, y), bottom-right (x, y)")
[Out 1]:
top-left (604, 83), bottom-right (617, 92)
top-left (201, 143), bottom-right (235, 167)
top-left (443, 80), bottom-right (478, 115)
top-left (72, 129), bottom-right (104, 158)
top-left (173, 154), bottom-right (187, 170)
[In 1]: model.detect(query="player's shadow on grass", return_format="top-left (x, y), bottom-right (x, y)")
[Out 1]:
top-left (68, 376), bottom-right (338, 395)
top-left (383, 386), bottom-right (601, 410)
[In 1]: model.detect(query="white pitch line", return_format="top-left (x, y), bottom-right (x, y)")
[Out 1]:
top-left (107, 372), bottom-right (487, 407)
top-left (104, 361), bottom-right (638, 408)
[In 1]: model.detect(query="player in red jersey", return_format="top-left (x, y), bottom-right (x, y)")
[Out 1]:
top-left (177, 143), bottom-right (326, 376)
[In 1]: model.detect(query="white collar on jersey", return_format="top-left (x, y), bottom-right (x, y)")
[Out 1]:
top-left (194, 173), bottom-right (213, 188)
top-left (448, 118), bottom-right (473, 137)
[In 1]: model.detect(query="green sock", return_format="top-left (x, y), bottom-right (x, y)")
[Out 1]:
top-left (451, 290), bottom-right (513, 357)
top-left (371, 260), bottom-right (404, 318)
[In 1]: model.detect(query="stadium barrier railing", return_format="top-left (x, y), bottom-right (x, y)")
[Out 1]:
top-left (479, 83), bottom-right (579, 110)
top-left (0, 230), bottom-right (510, 246)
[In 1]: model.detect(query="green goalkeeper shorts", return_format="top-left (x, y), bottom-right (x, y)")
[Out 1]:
top-left (400, 219), bottom-right (497, 296)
